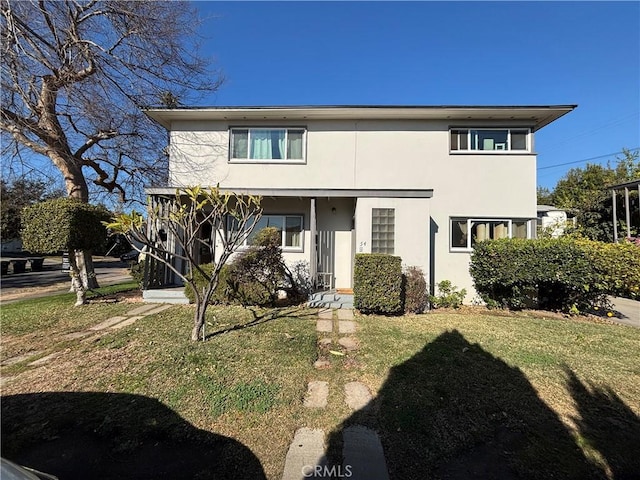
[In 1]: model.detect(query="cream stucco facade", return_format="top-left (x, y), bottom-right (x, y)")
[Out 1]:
top-left (146, 105), bottom-right (575, 300)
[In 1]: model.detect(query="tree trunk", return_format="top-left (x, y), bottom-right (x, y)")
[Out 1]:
top-left (75, 249), bottom-right (100, 289)
top-left (55, 155), bottom-right (99, 295)
top-left (68, 248), bottom-right (87, 306)
top-left (191, 301), bottom-right (206, 341)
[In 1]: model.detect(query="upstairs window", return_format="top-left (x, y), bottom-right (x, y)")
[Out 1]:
top-left (450, 128), bottom-right (530, 152)
top-left (230, 128), bottom-right (305, 161)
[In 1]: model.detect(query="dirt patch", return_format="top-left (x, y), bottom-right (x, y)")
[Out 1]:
top-left (88, 290), bottom-right (143, 304)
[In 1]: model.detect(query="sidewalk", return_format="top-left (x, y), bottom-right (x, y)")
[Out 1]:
top-left (1, 256), bottom-right (132, 305)
top-left (609, 296), bottom-right (640, 328)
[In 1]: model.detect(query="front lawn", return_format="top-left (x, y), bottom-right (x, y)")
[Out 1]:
top-left (1, 292), bottom-right (638, 479)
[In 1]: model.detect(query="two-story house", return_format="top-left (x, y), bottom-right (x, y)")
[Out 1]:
top-left (145, 105), bottom-right (575, 302)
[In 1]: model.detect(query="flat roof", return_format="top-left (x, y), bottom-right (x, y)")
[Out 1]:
top-left (145, 104), bottom-right (577, 132)
top-left (607, 179), bottom-right (640, 190)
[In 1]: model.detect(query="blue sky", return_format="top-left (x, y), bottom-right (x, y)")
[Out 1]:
top-left (194, 1), bottom-right (640, 190)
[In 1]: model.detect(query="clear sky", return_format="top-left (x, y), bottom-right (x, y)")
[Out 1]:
top-left (194, 1), bottom-right (640, 190)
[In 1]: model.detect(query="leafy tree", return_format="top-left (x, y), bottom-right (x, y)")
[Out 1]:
top-left (22, 198), bottom-right (110, 305)
top-left (106, 186), bottom-right (263, 341)
top-left (1, 0), bottom-right (220, 291)
top-left (547, 149), bottom-right (639, 241)
top-left (1, 177), bottom-right (64, 240)
top-left (536, 186), bottom-right (554, 206)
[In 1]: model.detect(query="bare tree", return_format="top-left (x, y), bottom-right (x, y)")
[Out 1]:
top-left (1, 0), bottom-right (221, 296)
top-left (106, 186), bottom-right (263, 341)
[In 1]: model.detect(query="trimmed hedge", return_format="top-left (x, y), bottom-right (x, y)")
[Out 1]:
top-left (470, 237), bottom-right (640, 312)
top-left (354, 253), bottom-right (403, 314)
top-left (577, 239), bottom-right (640, 300)
top-left (21, 198), bottom-right (110, 254)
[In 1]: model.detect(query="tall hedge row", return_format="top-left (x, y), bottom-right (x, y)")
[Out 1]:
top-left (353, 253), bottom-right (403, 314)
top-left (21, 198), bottom-right (110, 254)
top-left (470, 238), bottom-right (640, 312)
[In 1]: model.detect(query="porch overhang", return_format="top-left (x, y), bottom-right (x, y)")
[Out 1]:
top-left (146, 187), bottom-right (434, 199)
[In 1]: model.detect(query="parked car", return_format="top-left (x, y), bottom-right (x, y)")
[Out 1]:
top-left (1, 458), bottom-right (58, 480)
top-left (120, 250), bottom-right (139, 262)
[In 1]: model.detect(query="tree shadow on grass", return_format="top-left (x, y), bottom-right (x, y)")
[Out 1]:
top-left (1, 391), bottom-right (266, 480)
top-left (205, 305), bottom-right (319, 339)
top-left (564, 366), bottom-right (640, 479)
top-left (328, 329), bottom-right (606, 479)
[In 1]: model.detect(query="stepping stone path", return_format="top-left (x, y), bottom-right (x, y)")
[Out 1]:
top-left (2, 303), bottom-right (175, 374)
top-left (304, 381), bottom-right (329, 408)
top-left (344, 381), bottom-right (373, 410)
top-left (343, 426), bottom-right (390, 480)
top-left (281, 428), bottom-right (326, 480)
top-left (283, 308), bottom-right (389, 479)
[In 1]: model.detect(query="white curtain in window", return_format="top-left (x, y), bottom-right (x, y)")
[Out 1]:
top-left (250, 130), bottom-right (272, 159)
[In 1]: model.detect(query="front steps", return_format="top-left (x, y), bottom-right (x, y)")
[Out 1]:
top-left (143, 287), bottom-right (189, 304)
top-left (142, 287), bottom-right (354, 309)
top-left (308, 291), bottom-right (354, 309)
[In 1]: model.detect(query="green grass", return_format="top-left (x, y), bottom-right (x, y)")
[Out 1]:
top-left (2, 297), bottom-right (639, 479)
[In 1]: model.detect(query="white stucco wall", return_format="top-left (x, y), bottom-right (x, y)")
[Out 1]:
top-left (170, 118), bottom-right (537, 299)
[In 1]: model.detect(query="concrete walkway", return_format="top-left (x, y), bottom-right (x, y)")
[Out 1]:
top-left (282, 309), bottom-right (389, 480)
top-left (1, 303), bottom-right (172, 387)
top-left (609, 296), bottom-right (640, 328)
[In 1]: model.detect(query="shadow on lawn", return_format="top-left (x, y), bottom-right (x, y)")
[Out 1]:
top-left (1, 391), bottom-right (266, 480)
top-left (328, 330), bottom-right (612, 480)
top-left (205, 305), bottom-right (319, 339)
top-left (564, 366), bottom-right (640, 479)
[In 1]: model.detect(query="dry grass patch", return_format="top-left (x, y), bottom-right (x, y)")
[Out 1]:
top-left (2, 295), bottom-right (639, 479)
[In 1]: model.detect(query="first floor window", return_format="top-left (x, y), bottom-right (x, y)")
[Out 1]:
top-left (230, 128), bottom-right (305, 161)
top-left (231, 214), bottom-right (304, 249)
top-left (372, 208), bottom-right (395, 254)
top-left (451, 217), bottom-right (531, 250)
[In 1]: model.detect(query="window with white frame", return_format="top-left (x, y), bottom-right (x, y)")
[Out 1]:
top-left (230, 128), bottom-right (305, 161)
top-left (451, 218), bottom-right (530, 250)
top-left (450, 128), bottom-right (530, 152)
top-left (229, 214), bottom-right (304, 249)
top-left (371, 208), bottom-right (395, 254)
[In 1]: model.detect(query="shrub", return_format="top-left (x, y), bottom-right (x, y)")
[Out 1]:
top-left (129, 260), bottom-right (145, 289)
top-left (403, 266), bottom-right (428, 313)
top-left (184, 263), bottom-right (215, 304)
top-left (230, 227), bottom-right (287, 306)
top-left (469, 238), bottom-right (613, 312)
top-left (429, 280), bottom-right (466, 309)
top-left (184, 263), bottom-right (235, 305)
top-left (577, 239), bottom-right (640, 300)
top-left (21, 198), bottom-right (110, 254)
top-left (354, 253), bottom-right (403, 315)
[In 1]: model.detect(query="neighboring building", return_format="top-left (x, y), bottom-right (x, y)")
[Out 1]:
top-left (145, 105), bottom-right (575, 301)
top-left (536, 205), bottom-right (574, 238)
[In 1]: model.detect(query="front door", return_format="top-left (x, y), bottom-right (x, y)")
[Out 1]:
top-left (316, 230), bottom-right (335, 289)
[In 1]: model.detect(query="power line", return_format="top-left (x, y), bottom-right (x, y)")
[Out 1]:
top-left (536, 148), bottom-right (640, 170)
top-left (538, 111), bottom-right (639, 151)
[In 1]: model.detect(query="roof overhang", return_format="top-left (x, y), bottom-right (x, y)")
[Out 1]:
top-left (145, 105), bottom-right (577, 132)
top-left (146, 187), bottom-right (433, 199)
top-left (607, 179), bottom-right (640, 190)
